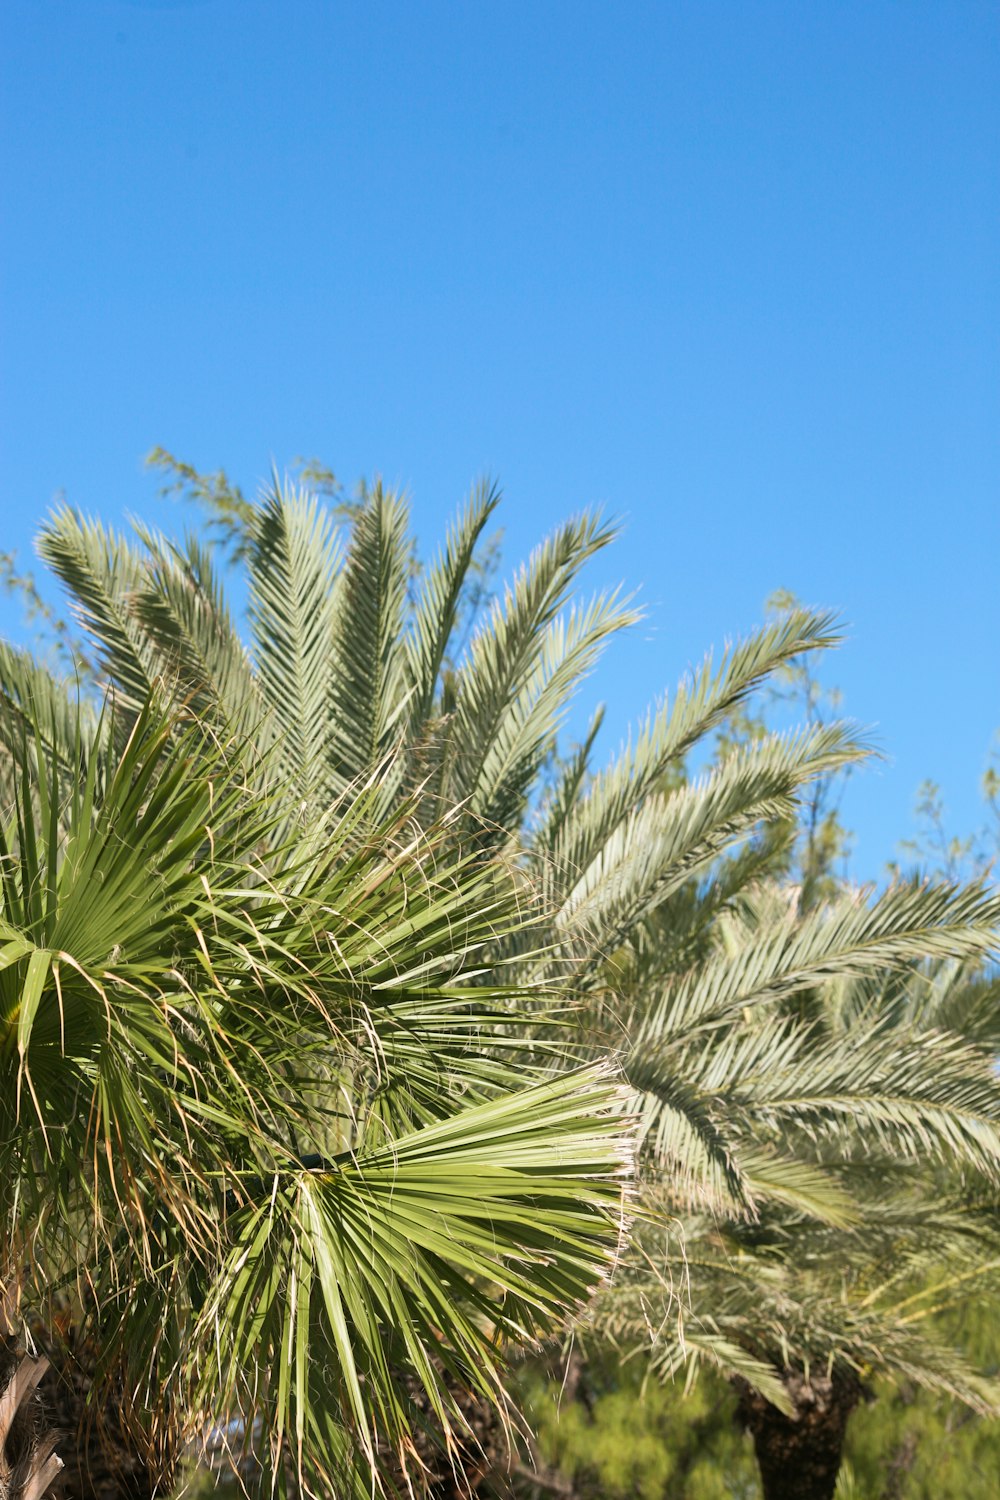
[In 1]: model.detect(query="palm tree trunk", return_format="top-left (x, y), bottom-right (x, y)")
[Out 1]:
top-left (735, 1370), bottom-right (862, 1500)
top-left (36, 1331), bottom-right (171, 1500)
top-left (0, 1341), bottom-right (63, 1500)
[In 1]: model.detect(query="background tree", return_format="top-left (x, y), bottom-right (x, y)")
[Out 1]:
top-left (511, 614), bottom-right (1000, 1500)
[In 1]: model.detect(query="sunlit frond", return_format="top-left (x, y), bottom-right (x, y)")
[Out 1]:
top-left (546, 606), bottom-right (844, 884)
top-left (326, 481), bottom-right (412, 799)
top-left (37, 507), bottom-right (160, 715)
top-left (448, 510), bottom-right (621, 826)
top-left (405, 477), bottom-right (501, 732)
top-left (247, 478), bottom-right (343, 805)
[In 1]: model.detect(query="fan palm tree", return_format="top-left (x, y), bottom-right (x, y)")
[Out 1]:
top-left (0, 676), bottom-right (633, 1499)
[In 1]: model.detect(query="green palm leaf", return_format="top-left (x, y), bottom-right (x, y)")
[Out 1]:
top-left (326, 481), bottom-right (411, 797)
top-left (545, 606), bottom-right (844, 886)
top-left (247, 478), bottom-right (344, 806)
top-left (37, 507), bottom-right (159, 717)
top-left (405, 477), bottom-right (501, 733)
top-left (198, 1065), bottom-right (630, 1493)
top-left (448, 510), bottom-right (620, 823)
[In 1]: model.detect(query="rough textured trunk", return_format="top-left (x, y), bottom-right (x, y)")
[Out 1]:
top-left (735, 1370), bottom-right (862, 1500)
top-left (0, 1339), bottom-right (64, 1500)
top-left (35, 1331), bottom-right (174, 1500)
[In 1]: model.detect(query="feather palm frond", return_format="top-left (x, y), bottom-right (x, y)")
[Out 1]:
top-left (327, 481), bottom-right (412, 797)
top-left (549, 722), bottom-right (866, 973)
top-left (0, 643), bottom-right (99, 781)
top-left (130, 521), bottom-right (262, 737)
top-left (637, 880), bottom-right (1000, 1041)
top-left (405, 476), bottom-right (502, 731)
top-left (247, 478), bottom-right (343, 806)
top-left (448, 510), bottom-right (621, 822)
top-left (546, 606), bottom-right (844, 885)
top-left (37, 507), bottom-right (160, 717)
top-left (471, 587), bottom-right (639, 837)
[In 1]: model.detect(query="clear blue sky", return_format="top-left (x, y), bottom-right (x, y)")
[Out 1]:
top-left (2, 0), bottom-right (998, 878)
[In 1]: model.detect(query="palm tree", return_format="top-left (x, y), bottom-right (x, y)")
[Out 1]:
top-left (585, 886), bottom-right (1000, 1500)
top-left (0, 675), bottom-right (632, 1499)
top-left (0, 476), bottom-right (860, 1492)
top-left (510, 622), bottom-right (1000, 1491)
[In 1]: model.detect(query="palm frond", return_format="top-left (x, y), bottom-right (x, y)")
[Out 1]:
top-left (447, 510), bottom-right (621, 823)
top-left (638, 880), bottom-right (1000, 1040)
top-left (327, 481), bottom-right (412, 796)
top-left (197, 1066), bottom-right (631, 1493)
top-left (130, 521), bottom-right (262, 737)
top-left (0, 643), bottom-right (99, 782)
top-left (37, 507), bottom-right (160, 716)
top-left (246, 478), bottom-right (343, 805)
top-left (546, 606), bottom-right (845, 884)
top-left (534, 703), bottom-right (607, 855)
top-left (550, 722), bottom-right (865, 974)
top-left (471, 587), bottom-right (639, 836)
top-left (741, 1023), bottom-right (1000, 1180)
top-left (405, 477), bottom-right (501, 732)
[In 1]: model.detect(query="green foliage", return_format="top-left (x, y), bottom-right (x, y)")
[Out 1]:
top-left (832, 1170), bottom-right (1000, 1498)
top-left (841, 1383), bottom-right (1000, 1499)
top-left (894, 773), bottom-right (1000, 883)
top-left (0, 549), bottom-right (92, 678)
top-left (0, 682), bottom-right (632, 1496)
top-left (517, 1358), bottom-right (1000, 1500)
top-left (518, 1357), bottom-right (760, 1500)
top-left (146, 447), bottom-right (356, 560)
top-left (10, 457), bottom-right (1000, 1499)
top-left (569, 596), bottom-right (1000, 1496)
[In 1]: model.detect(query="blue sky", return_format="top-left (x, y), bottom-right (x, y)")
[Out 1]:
top-left (2, 0), bottom-right (997, 878)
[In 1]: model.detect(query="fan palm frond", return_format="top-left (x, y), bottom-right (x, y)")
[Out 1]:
top-left (0, 675), bottom-right (634, 1496)
top-left (199, 1066), bottom-right (630, 1493)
